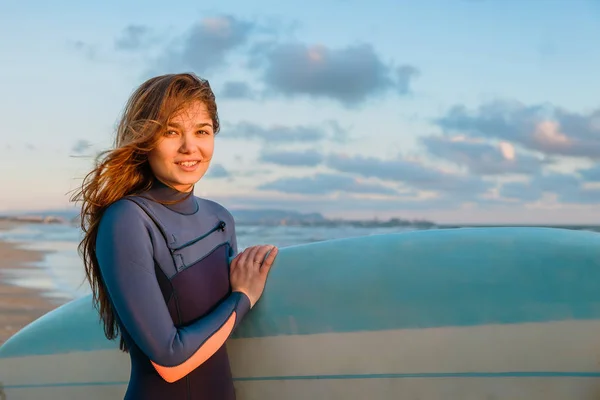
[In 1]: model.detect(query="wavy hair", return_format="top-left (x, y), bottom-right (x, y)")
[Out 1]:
top-left (70, 73), bottom-right (220, 351)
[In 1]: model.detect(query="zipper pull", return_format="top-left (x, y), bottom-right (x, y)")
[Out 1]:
top-left (218, 221), bottom-right (226, 231)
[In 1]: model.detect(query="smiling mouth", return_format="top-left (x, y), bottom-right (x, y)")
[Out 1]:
top-left (176, 161), bottom-right (199, 167)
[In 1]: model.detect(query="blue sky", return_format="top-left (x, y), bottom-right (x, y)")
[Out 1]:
top-left (1, 0), bottom-right (599, 223)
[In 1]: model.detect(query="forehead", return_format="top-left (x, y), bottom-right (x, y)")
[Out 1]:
top-left (169, 101), bottom-right (211, 124)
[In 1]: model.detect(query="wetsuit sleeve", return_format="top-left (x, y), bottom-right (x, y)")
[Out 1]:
top-left (95, 200), bottom-right (251, 383)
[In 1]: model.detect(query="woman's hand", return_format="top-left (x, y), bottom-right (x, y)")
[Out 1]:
top-left (230, 245), bottom-right (278, 308)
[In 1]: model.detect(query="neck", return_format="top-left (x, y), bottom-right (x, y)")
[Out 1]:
top-left (155, 177), bottom-right (194, 193)
top-left (144, 178), bottom-right (198, 214)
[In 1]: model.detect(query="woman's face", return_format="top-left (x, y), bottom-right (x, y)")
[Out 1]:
top-left (148, 101), bottom-right (215, 192)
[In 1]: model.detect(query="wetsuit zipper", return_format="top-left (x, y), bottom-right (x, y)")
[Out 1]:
top-left (171, 221), bottom-right (226, 252)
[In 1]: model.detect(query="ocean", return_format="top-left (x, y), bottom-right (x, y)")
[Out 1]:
top-left (0, 222), bottom-right (418, 302)
top-left (3, 221), bottom-right (599, 304)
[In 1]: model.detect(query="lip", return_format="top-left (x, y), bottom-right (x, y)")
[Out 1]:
top-left (175, 160), bottom-right (201, 172)
top-left (175, 160), bottom-right (201, 164)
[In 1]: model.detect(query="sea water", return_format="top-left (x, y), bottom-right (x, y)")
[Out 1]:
top-left (0, 223), bottom-right (417, 302)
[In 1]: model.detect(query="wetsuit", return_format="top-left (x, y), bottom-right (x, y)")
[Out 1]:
top-left (95, 180), bottom-right (250, 399)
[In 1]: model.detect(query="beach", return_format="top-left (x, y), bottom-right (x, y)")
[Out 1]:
top-left (0, 221), bottom-right (67, 345)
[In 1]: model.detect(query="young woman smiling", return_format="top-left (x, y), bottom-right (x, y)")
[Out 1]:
top-left (71, 73), bottom-right (278, 399)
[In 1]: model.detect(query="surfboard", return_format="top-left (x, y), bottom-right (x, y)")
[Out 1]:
top-left (2, 227), bottom-right (600, 400)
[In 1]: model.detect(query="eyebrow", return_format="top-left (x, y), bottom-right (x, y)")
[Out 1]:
top-left (168, 122), bottom-right (213, 129)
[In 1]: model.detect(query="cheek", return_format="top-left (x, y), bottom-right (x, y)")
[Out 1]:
top-left (202, 139), bottom-right (215, 158)
top-left (147, 152), bottom-right (160, 176)
top-left (147, 147), bottom-right (170, 173)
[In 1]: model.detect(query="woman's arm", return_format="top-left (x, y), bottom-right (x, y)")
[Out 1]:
top-left (96, 200), bottom-right (250, 383)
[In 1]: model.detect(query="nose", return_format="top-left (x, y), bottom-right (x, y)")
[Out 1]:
top-left (178, 132), bottom-right (197, 154)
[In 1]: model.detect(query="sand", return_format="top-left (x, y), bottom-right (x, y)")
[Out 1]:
top-left (0, 221), bottom-right (69, 345)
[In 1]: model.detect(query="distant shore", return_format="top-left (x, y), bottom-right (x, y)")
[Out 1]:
top-left (0, 210), bottom-right (438, 229)
top-left (0, 221), bottom-right (67, 345)
top-left (3, 210), bottom-right (600, 231)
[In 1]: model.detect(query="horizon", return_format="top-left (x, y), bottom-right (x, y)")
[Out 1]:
top-left (1, 1), bottom-right (599, 224)
top-left (3, 206), bottom-right (600, 227)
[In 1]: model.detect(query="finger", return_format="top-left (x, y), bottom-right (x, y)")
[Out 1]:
top-left (253, 245), bottom-right (273, 266)
top-left (231, 248), bottom-right (245, 271)
top-left (260, 247), bottom-right (278, 276)
top-left (237, 247), bottom-right (251, 268)
top-left (230, 253), bottom-right (239, 272)
top-left (246, 246), bottom-right (262, 268)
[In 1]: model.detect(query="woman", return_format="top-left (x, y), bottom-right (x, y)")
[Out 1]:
top-left (71, 72), bottom-right (278, 399)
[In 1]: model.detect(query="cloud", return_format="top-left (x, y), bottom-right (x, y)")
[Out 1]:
top-left (499, 172), bottom-right (600, 204)
top-left (157, 15), bottom-right (255, 74)
top-left (420, 135), bottom-right (551, 175)
top-left (325, 154), bottom-right (492, 195)
top-left (498, 181), bottom-right (545, 202)
top-left (213, 191), bottom-right (460, 214)
top-left (102, 17), bottom-right (418, 109)
top-left (222, 121), bottom-right (349, 144)
top-left (250, 42), bottom-right (418, 106)
top-left (1, 143), bottom-right (40, 151)
top-left (219, 81), bottom-right (255, 99)
top-left (329, 121), bottom-right (351, 143)
top-left (258, 173), bottom-right (398, 195)
top-left (70, 40), bottom-right (98, 61)
top-left (222, 121), bottom-right (342, 143)
top-left (578, 165), bottom-right (600, 182)
top-left (395, 65), bottom-right (419, 94)
top-left (435, 100), bottom-right (600, 160)
top-left (259, 149), bottom-right (324, 167)
top-left (206, 163), bottom-right (229, 178)
top-left (561, 187), bottom-right (600, 204)
top-left (71, 140), bottom-right (92, 155)
top-left (114, 25), bottom-right (153, 51)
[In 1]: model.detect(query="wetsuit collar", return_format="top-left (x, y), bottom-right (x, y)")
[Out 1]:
top-left (145, 178), bottom-right (198, 215)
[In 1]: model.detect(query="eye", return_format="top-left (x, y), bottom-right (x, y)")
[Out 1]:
top-left (164, 130), bottom-right (178, 137)
top-left (197, 130), bottom-right (211, 136)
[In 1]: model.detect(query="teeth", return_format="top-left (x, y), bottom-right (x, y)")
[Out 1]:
top-left (179, 161), bottom-right (198, 167)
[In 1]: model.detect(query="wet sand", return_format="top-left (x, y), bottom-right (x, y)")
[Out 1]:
top-left (0, 221), bottom-right (67, 345)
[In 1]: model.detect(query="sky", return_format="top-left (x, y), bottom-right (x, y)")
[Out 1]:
top-left (1, 0), bottom-right (599, 224)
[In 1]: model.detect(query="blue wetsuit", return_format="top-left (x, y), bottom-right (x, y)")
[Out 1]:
top-left (96, 180), bottom-right (251, 399)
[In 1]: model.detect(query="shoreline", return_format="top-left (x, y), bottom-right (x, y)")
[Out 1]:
top-left (0, 221), bottom-right (68, 345)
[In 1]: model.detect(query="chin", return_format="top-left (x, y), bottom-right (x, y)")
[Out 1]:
top-left (174, 173), bottom-right (206, 187)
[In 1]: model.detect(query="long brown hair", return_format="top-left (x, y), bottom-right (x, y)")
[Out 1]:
top-left (70, 73), bottom-right (220, 351)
